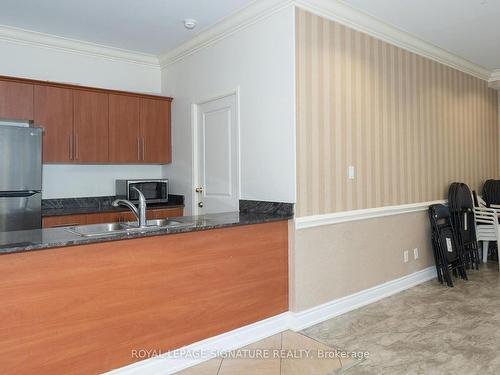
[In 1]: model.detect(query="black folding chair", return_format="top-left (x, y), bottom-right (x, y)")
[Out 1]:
top-left (429, 204), bottom-right (468, 287)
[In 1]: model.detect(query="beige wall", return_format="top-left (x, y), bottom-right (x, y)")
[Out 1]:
top-left (290, 211), bottom-right (434, 311)
top-left (296, 8), bottom-right (499, 217)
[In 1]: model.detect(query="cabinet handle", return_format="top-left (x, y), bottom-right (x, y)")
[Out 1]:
top-left (75, 134), bottom-right (79, 160)
top-left (137, 138), bottom-right (141, 161)
top-left (69, 135), bottom-right (73, 160)
top-left (141, 137), bottom-right (145, 161)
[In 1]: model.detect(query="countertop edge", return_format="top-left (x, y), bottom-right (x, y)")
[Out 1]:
top-left (0, 213), bottom-right (292, 256)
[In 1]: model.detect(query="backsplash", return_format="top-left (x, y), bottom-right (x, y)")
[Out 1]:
top-left (239, 200), bottom-right (294, 217)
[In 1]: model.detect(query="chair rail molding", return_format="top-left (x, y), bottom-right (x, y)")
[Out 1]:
top-left (295, 200), bottom-right (447, 230)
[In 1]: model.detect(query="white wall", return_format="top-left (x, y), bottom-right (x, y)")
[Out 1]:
top-left (161, 6), bottom-right (296, 214)
top-left (0, 38), bottom-right (164, 199)
top-left (42, 165), bottom-right (163, 199)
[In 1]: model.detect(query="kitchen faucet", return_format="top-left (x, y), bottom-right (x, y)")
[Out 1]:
top-left (112, 186), bottom-right (147, 228)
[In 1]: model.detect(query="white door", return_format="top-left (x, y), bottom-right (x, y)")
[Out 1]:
top-left (195, 94), bottom-right (239, 214)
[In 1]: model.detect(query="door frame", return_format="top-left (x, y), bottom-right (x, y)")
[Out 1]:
top-left (191, 88), bottom-right (241, 215)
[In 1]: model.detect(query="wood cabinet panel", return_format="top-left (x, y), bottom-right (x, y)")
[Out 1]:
top-left (0, 221), bottom-right (288, 374)
top-left (73, 90), bottom-right (109, 162)
top-left (152, 207), bottom-right (184, 219)
top-left (42, 215), bottom-right (87, 228)
top-left (34, 85), bottom-right (74, 162)
top-left (140, 98), bottom-right (171, 163)
top-left (109, 94), bottom-right (141, 163)
top-left (0, 80), bottom-right (33, 120)
top-left (0, 76), bottom-right (172, 165)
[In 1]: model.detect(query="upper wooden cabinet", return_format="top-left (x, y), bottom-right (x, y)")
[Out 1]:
top-left (0, 75), bottom-right (172, 164)
top-left (109, 94), bottom-right (141, 163)
top-left (140, 98), bottom-right (172, 163)
top-left (34, 85), bottom-right (73, 163)
top-left (0, 80), bottom-right (33, 121)
top-left (73, 90), bottom-right (109, 162)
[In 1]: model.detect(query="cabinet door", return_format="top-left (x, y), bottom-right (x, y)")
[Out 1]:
top-left (34, 85), bottom-right (74, 163)
top-left (73, 90), bottom-right (109, 162)
top-left (0, 80), bottom-right (34, 120)
top-left (109, 94), bottom-right (140, 163)
top-left (139, 98), bottom-right (171, 163)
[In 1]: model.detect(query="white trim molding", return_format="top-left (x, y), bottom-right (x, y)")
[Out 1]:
top-left (105, 312), bottom-right (291, 375)
top-left (106, 266), bottom-right (436, 375)
top-left (294, 0), bottom-right (491, 80)
top-left (159, 0), bottom-right (494, 81)
top-left (489, 69), bottom-right (500, 90)
top-left (159, 0), bottom-right (293, 68)
top-left (0, 24), bottom-right (159, 68)
top-left (295, 200), bottom-right (446, 230)
top-left (289, 266), bottom-right (437, 331)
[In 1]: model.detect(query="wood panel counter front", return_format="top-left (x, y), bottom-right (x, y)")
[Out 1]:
top-left (0, 221), bottom-right (288, 375)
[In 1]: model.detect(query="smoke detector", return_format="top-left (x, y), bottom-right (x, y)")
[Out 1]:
top-left (183, 19), bottom-right (197, 30)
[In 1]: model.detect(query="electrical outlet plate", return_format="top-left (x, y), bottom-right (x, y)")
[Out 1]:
top-left (413, 248), bottom-right (419, 260)
top-left (404, 250), bottom-right (409, 263)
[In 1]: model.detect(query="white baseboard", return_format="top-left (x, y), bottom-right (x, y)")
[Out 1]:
top-left (104, 312), bottom-right (291, 375)
top-left (105, 267), bottom-right (436, 375)
top-left (289, 266), bottom-right (437, 331)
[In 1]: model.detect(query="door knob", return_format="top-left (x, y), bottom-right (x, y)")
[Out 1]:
top-left (198, 202), bottom-right (204, 208)
top-left (195, 187), bottom-right (204, 193)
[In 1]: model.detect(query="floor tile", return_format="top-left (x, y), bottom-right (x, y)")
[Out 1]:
top-left (175, 357), bottom-right (222, 375)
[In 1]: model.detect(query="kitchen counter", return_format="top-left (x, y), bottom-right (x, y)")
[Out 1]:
top-left (42, 194), bottom-right (184, 217)
top-left (0, 211), bottom-right (292, 255)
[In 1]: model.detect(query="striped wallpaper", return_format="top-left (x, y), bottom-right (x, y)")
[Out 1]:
top-left (296, 9), bottom-right (499, 217)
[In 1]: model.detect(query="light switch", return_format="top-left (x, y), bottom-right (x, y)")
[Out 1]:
top-left (348, 166), bottom-right (355, 179)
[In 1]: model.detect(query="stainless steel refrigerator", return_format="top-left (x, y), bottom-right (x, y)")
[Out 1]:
top-left (0, 125), bottom-right (43, 232)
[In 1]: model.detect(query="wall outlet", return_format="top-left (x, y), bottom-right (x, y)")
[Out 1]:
top-left (348, 166), bottom-right (355, 179)
top-left (413, 248), bottom-right (419, 260)
top-left (404, 250), bottom-right (409, 263)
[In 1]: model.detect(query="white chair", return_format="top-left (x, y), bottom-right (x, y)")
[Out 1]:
top-left (474, 206), bottom-right (499, 265)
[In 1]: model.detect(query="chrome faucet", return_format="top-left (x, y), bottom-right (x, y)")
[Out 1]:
top-left (112, 186), bottom-right (147, 228)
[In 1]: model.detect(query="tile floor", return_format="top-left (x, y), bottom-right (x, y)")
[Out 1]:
top-left (176, 331), bottom-right (357, 375)
top-left (177, 263), bottom-right (500, 374)
top-left (304, 262), bottom-right (500, 374)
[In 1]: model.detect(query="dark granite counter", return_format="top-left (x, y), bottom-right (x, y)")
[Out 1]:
top-left (42, 194), bottom-right (185, 217)
top-left (0, 211), bottom-right (292, 255)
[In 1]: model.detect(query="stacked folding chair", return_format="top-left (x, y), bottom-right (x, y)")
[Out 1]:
top-left (428, 204), bottom-right (468, 287)
top-left (482, 179), bottom-right (500, 207)
top-left (448, 182), bottom-right (480, 269)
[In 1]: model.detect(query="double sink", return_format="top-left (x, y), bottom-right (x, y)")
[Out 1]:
top-left (66, 219), bottom-right (192, 237)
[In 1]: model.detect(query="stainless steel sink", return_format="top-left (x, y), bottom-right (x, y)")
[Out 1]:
top-left (66, 222), bottom-right (133, 237)
top-left (66, 219), bottom-right (191, 237)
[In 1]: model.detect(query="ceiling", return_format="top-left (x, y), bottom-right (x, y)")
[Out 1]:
top-left (0, 0), bottom-right (253, 55)
top-left (343, 0), bottom-right (500, 71)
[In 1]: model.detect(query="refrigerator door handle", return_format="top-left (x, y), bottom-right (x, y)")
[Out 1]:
top-left (0, 191), bottom-right (40, 198)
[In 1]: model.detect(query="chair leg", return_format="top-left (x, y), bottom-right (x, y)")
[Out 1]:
top-left (483, 241), bottom-right (489, 263)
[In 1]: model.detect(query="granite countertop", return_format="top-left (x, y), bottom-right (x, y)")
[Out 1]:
top-left (0, 211), bottom-right (292, 255)
top-left (42, 195), bottom-right (185, 217)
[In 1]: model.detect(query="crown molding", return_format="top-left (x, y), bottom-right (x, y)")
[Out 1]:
top-left (489, 69), bottom-right (500, 90)
top-left (0, 24), bottom-right (159, 68)
top-left (294, 0), bottom-right (491, 81)
top-left (159, 0), bottom-right (293, 68)
top-left (159, 0), bottom-right (493, 81)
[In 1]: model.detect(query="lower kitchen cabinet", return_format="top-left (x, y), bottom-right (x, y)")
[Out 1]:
top-left (42, 207), bottom-right (184, 228)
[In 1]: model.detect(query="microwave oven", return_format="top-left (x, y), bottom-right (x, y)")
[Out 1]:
top-left (115, 179), bottom-right (169, 204)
